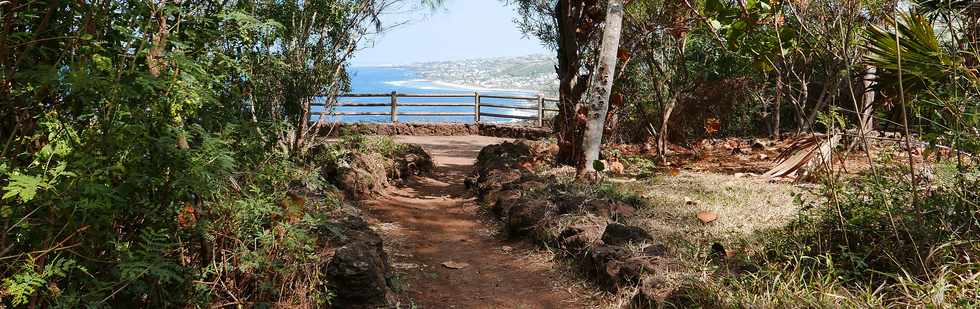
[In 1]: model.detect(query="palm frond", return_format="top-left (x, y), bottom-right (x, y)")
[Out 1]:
top-left (864, 11), bottom-right (953, 95)
top-left (913, 0), bottom-right (979, 16)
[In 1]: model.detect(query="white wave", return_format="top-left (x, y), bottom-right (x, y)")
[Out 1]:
top-left (428, 80), bottom-right (541, 94)
top-left (383, 79), bottom-right (429, 87)
top-left (381, 79), bottom-right (542, 95)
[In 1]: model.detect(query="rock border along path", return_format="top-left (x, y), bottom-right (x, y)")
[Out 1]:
top-left (360, 135), bottom-right (594, 309)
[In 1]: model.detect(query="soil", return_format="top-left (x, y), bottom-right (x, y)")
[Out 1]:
top-left (360, 135), bottom-right (596, 309)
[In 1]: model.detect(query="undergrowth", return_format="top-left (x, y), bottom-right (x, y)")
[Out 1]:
top-left (0, 124), bottom-right (391, 307)
top-left (674, 159), bottom-right (980, 307)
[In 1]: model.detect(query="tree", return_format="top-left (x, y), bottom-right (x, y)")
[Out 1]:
top-left (511, 0), bottom-right (628, 170)
top-left (580, 0), bottom-right (626, 175)
top-left (512, 0), bottom-right (602, 166)
top-left (622, 0), bottom-right (697, 164)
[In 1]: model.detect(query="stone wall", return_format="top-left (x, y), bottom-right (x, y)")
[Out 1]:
top-left (319, 122), bottom-right (552, 140)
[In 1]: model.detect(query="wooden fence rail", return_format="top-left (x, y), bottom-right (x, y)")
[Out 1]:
top-left (313, 92), bottom-right (560, 127)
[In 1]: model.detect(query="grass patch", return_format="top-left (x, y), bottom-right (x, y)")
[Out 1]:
top-left (616, 172), bottom-right (801, 247)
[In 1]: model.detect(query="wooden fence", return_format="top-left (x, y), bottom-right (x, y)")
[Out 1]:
top-left (314, 92), bottom-right (560, 127)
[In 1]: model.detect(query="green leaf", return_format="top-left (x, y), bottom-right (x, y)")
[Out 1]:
top-left (708, 18), bottom-right (722, 30)
top-left (593, 160), bottom-right (605, 172)
top-left (2, 173), bottom-right (51, 202)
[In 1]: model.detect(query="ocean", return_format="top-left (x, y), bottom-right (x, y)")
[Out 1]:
top-left (316, 66), bottom-right (546, 123)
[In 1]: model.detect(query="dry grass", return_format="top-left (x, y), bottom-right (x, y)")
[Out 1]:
top-left (617, 171), bottom-right (801, 246)
top-left (528, 170), bottom-right (806, 306)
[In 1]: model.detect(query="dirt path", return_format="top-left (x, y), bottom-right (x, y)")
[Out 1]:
top-left (361, 136), bottom-right (595, 309)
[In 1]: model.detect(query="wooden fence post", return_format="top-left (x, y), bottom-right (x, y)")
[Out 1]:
top-left (474, 92), bottom-right (481, 123)
top-left (537, 94), bottom-right (545, 127)
top-left (390, 91), bottom-right (398, 123)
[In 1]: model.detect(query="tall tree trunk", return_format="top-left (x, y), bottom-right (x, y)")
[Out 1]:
top-left (774, 73), bottom-right (783, 139)
top-left (657, 97), bottom-right (676, 165)
top-left (579, 0), bottom-right (625, 175)
top-left (293, 96), bottom-right (312, 154)
top-left (554, 0), bottom-right (590, 166)
top-left (860, 65), bottom-right (876, 133)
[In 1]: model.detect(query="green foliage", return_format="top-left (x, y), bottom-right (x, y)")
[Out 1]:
top-left (592, 159), bottom-right (606, 172)
top-left (865, 11), bottom-right (957, 95)
top-left (3, 257), bottom-right (83, 307)
top-left (0, 0), bottom-right (393, 306)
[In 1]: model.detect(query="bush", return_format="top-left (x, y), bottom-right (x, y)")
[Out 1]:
top-left (0, 122), bottom-right (348, 307)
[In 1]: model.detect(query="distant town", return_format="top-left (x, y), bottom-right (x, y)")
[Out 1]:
top-left (403, 54), bottom-right (559, 96)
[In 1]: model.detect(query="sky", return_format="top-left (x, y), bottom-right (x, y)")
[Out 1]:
top-left (352, 0), bottom-right (550, 66)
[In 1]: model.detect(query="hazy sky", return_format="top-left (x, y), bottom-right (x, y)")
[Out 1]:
top-left (352, 0), bottom-right (551, 66)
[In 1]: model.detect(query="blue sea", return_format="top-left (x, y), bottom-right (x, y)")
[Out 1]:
top-left (316, 66), bottom-right (545, 123)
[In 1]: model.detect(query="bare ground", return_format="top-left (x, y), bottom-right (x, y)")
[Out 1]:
top-left (360, 136), bottom-right (598, 309)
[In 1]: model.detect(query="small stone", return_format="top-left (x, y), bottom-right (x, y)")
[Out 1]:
top-left (441, 261), bottom-right (470, 269)
top-left (602, 223), bottom-right (653, 246)
top-left (697, 211), bottom-right (718, 224)
top-left (501, 246), bottom-right (513, 252)
top-left (642, 244), bottom-right (668, 257)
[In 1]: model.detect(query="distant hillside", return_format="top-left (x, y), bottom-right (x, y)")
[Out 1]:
top-left (404, 54), bottom-right (558, 95)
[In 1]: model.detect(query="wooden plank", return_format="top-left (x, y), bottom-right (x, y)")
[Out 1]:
top-left (390, 91), bottom-right (398, 122)
top-left (397, 93), bottom-right (474, 98)
top-left (479, 94), bottom-right (538, 100)
top-left (479, 103), bottom-right (538, 110)
top-left (334, 102), bottom-right (390, 107)
top-left (474, 92), bottom-right (481, 123)
top-left (537, 95), bottom-right (544, 127)
top-left (479, 112), bottom-right (539, 120)
top-left (396, 112), bottom-right (473, 116)
top-left (338, 93), bottom-right (392, 97)
top-left (330, 112), bottom-right (391, 116)
top-left (396, 102), bottom-right (474, 107)
top-left (336, 93), bottom-right (557, 100)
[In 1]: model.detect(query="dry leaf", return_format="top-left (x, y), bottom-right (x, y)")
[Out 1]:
top-left (697, 211), bottom-right (718, 223)
top-left (177, 202), bottom-right (197, 229)
top-left (704, 118), bottom-right (721, 135)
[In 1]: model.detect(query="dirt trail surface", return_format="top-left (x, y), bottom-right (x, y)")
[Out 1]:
top-left (361, 135), bottom-right (595, 309)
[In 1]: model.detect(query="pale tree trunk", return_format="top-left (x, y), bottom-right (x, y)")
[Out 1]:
top-left (657, 97), bottom-right (676, 164)
top-left (579, 0), bottom-right (625, 176)
top-left (654, 38), bottom-right (687, 165)
top-left (293, 97), bottom-right (312, 154)
top-left (774, 73), bottom-right (783, 139)
top-left (860, 65), bottom-right (876, 133)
